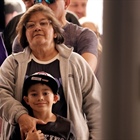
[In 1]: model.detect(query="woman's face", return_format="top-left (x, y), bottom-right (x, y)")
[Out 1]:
top-left (25, 11), bottom-right (56, 50)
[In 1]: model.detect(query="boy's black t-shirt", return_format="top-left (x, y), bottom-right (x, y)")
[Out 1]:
top-left (10, 115), bottom-right (76, 140)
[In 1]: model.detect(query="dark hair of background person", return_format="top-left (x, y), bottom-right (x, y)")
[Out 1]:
top-left (0, 0), bottom-right (5, 31)
top-left (66, 10), bottom-right (81, 26)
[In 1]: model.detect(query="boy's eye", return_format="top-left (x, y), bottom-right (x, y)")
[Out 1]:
top-left (31, 93), bottom-right (37, 96)
top-left (43, 92), bottom-right (49, 95)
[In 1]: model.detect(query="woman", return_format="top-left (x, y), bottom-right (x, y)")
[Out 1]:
top-left (0, 4), bottom-right (101, 140)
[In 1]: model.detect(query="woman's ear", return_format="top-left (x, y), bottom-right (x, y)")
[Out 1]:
top-left (23, 96), bottom-right (30, 105)
top-left (53, 94), bottom-right (60, 104)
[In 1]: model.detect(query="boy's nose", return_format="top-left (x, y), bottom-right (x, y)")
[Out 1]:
top-left (38, 95), bottom-right (44, 101)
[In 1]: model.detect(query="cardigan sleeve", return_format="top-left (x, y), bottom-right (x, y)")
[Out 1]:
top-left (0, 55), bottom-right (28, 125)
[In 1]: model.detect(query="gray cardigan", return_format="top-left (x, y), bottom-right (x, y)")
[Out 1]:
top-left (0, 44), bottom-right (101, 140)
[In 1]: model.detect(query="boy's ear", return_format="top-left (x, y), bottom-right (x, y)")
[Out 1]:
top-left (23, 96), bottom-right (30, 105)
top-left (53, 94), bottom-right (60, 104)
top-left (65, 0), bottom-right (70, 9)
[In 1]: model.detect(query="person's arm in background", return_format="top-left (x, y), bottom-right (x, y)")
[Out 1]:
top-left (77, 28), bottom-right (98, 72)
top-left (82, 52), bottom-right (97, 72)
top-left (64, 24), bottom-right (98, 72)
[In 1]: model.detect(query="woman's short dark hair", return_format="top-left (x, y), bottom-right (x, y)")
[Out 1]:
top-left (16, 4), bottom-right (64, 48)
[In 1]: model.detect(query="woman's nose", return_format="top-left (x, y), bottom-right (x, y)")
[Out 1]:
top-left (34, 23), bottom-right (41, 31)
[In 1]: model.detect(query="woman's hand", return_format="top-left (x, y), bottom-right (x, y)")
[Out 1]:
top-left (25, 130), bottom-right (45, 140)
top-left (17, 114), bottom-right (45, 140)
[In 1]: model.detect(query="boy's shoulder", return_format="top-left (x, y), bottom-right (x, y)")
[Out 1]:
top-left (56, 114), bottom-right (72, 125)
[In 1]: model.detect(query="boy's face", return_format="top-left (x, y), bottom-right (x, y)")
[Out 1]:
top-left (24, 83), bottom-right (59, 113)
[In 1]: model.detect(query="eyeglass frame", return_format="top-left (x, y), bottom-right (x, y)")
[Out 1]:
top-left (24, 19), bottom-right (52, 30)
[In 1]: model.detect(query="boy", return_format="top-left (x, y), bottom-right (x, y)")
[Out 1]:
top-left (10, 71), bottom-right (76, 140)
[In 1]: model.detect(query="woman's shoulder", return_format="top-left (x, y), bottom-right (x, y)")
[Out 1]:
top-left (10, 47), bottom-right (31, 62)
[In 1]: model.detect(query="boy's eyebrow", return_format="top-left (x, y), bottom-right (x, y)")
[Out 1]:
top-left (28, 89), bottom-right (37, 92)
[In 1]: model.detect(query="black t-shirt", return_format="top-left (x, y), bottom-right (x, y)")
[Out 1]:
top-left (10, 115), bottom-right (76, 140)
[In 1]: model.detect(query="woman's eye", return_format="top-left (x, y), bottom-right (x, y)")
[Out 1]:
top-left (26, 23), bottom-right (35, 29)
top-left (40, 22), bottom-right (48, 26)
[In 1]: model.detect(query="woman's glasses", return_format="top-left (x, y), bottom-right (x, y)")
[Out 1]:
top-left (34, 0), bottom-right (55, 4)
top-left (25, 20), bottom-right (52, 30)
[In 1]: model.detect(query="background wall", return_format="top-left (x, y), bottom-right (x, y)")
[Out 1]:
top-left (102, 0), bottom-right (140, 139)
top-left (87, 0), bottom-right (103, 34)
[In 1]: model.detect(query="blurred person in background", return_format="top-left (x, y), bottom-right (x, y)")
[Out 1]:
top-left (22, 0), bottom-right (34, 9)
top-left (79, 17), bottom-right (103, 84)
top-left (4, 1), bottom-right (23, 26)
top-left (68, 0), bottom-right (88, 19)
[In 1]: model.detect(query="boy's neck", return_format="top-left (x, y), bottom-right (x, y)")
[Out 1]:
top-left (33, 112), bottom-right (56, 123)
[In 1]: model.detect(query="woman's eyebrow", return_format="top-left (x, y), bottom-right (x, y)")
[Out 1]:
top-left (27, 18), bottom-right (49, 23)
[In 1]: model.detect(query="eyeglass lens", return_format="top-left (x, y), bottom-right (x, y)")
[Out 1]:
top-left (34, 0), bottom-right (55, 4)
